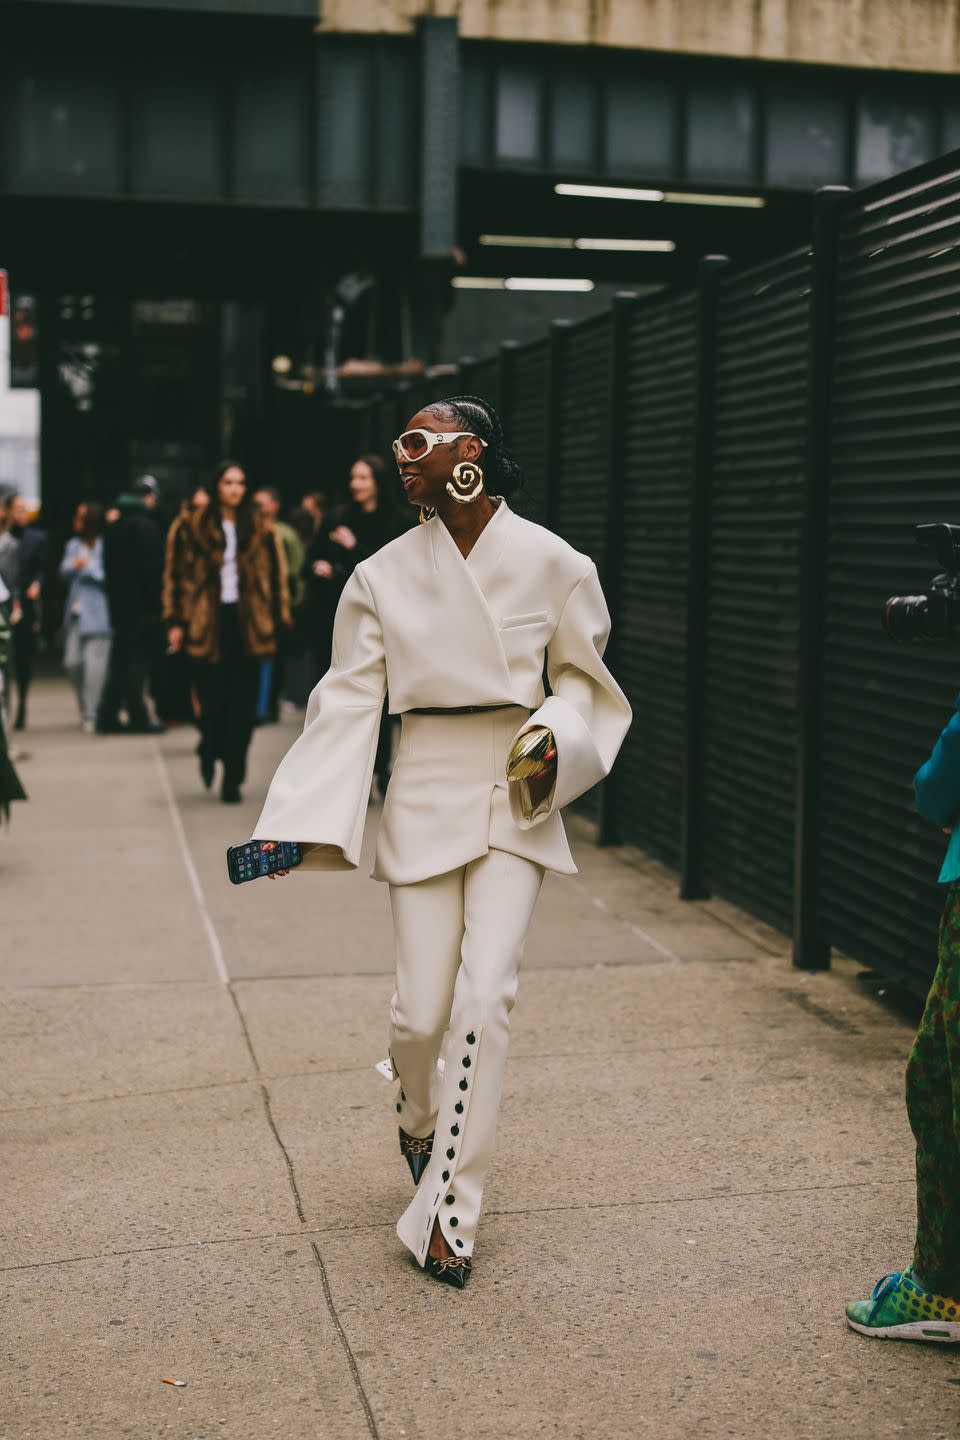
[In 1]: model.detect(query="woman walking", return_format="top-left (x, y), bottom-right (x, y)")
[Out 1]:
top-left (59, 501), bottom-right (111, 732)
top-left (253, 396), bottom-right (631, 1287)
top-left (164, 461), bottom-right (289, 804)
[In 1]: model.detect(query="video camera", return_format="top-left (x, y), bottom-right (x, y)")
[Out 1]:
top-left (884, 523), bottom-right (960, 643)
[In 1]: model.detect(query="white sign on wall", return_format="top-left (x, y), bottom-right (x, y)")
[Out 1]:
top-left (0, 269), bottom-right (41, 507)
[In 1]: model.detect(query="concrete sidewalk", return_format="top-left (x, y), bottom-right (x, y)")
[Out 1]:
top-left (2, 679), bottom-right (955, 1439)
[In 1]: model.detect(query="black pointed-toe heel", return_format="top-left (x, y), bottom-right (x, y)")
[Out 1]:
top-left (399, 1127), bottom-right (433, 1184)
top-left (425, 1254), bottom-right (472, 1289)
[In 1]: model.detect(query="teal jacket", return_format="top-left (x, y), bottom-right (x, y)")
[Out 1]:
top-left (915, 694), bottom-right (960, 883)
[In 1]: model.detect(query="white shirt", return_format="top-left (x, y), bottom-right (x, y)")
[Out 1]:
top-left (221, 520), bottom-right (238, 604)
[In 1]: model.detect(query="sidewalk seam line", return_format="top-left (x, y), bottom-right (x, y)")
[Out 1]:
top-left (0, 1177), bottom-right (915, 1272)
top-left (310, 1241), bottom-right (381, 1440)
top-left (152, 740), bottom-right (229, 986)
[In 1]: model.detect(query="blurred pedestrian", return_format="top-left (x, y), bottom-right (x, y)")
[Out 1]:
top-left (158, 484), bottom-right (209, 725)
top-left (6, 494), bottom-right (47, 732)
top-left (59, 501), bottom-right (111, 733)
top-left (0, 498), bottom-right (21, 712)
top-left (0, 569), bottom-right (27, 821)
top-left (164, 461), bottom-right (290, 804)
top-left (325, 454), bottom-right (401, 796)
top-left (304, 521), bottom-right (337, 688)
top-left (327, 454), bottom-right (399, 578)
top-left (283, 505), bottom-right (316, 708)
top-left (97, 477), bottom-right (164, 734)
top-left (300, 490), bottom-right (328, 537)
top-left (252, 485), bottom-right (305, 723)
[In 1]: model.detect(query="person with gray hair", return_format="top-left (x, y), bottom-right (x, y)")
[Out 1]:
top-left (59, 501), bottom-right (111, 732)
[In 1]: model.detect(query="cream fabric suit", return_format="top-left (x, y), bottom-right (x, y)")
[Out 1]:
top-left (253, 500), bottom-right (632, 1263)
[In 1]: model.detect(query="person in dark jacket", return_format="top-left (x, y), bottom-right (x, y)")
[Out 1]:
top-left (97, 478), bottom-right (165, 734)
top-left (326, 454), bottom-right (401, 578)
top-left (7, 494), bottom-right (47, 732)
top-left (845, 697), bottom-right (960, 1341)
top-left (325, 453), bottom-right (402, 797)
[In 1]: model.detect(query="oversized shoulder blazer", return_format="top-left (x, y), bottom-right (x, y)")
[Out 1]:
top-left (252, 500), bottom-right (632, 886)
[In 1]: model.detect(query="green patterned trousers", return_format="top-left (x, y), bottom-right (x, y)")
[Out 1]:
top-left (906, 879), bottom-right (960, 1294)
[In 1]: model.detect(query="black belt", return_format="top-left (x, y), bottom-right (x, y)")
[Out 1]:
top-left (406, 703), bottom-right (519, 717)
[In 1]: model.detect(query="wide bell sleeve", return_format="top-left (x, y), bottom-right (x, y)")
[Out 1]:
top-left (250, 565), bottom-right (386, 870)
top-left (508, 563), bottom-right (632, 830)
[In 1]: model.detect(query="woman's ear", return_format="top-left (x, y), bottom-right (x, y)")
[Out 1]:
top-left (461, 435), bottom-right (484, 462)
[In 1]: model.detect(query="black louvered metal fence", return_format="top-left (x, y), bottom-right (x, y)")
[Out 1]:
top-left (352, 150), bottom-right (960, 996)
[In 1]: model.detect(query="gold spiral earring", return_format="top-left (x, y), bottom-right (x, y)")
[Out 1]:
top-left (446, 461), bottom-right (484, 505)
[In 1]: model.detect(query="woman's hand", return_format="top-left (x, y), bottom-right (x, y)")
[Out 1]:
top-left (72, 551), bottom-right (89, 571)
top-left (167, 625), bottom-right (184, 653)
top-left (261, 841), bottom-right (291, 877)
top-left (330, 525), bottom-right (357, 552)
top-left (312, 559), bottom-right (334, 580)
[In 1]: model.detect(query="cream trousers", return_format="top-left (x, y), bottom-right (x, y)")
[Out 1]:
top-left (390, 848), bottom-right (544, 1265)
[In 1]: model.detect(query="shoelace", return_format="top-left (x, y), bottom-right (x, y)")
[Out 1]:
top-left (869, 1271), bottom-right (903, 1319)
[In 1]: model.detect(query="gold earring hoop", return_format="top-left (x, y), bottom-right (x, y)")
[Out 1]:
top-left (446, 461), bottom-right (484, 505)
top-left (418, 505), bottom-right (436, 524)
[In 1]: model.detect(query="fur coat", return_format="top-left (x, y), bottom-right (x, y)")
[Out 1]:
top-left (163, 509), bottom-right (289, 663)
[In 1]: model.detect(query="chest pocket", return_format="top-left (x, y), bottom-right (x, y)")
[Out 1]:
top-left (500, 611), bottom-right (549, 630)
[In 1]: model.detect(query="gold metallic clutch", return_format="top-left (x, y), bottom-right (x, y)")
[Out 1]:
top-left (505, 726), bottom-right (557, 782)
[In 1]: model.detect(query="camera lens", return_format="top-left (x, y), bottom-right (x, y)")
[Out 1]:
top-left (883, 593), bottom-right (931, 643)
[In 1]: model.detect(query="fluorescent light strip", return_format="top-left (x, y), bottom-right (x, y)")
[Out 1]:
top-left (555, 183), bottom-right (665, 202)
top-left (479, 234), bottom-right (574, 249)
top-left (663, 191), bottom-right (766, 208)
top-left (574, 237), bottom-right (675, 252)
top-left (555, 181), bottom-right (766, 209)
top-left (480, 234), bottom-right (675, 254)
top-left (451, 276), bottom-right (595, 293)
top-left (504, 278), bottom-right (595, 292)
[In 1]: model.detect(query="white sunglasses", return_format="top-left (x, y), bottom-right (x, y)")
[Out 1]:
top-left (392, 429), bottom-right (488, 464)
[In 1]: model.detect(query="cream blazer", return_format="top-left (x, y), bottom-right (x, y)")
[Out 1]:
top-left (252, 500), bottom-right (632, 886)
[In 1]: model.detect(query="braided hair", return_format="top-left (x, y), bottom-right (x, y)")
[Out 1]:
top-left (425, 394), bottom-right (523, 499)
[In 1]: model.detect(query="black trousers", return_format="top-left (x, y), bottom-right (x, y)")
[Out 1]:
top-left (12, 611), bottom-right (38, 721)
top-left (97, 625), bottom-right (154, 730)
top-left (195, 606), bottom-right (260, 788)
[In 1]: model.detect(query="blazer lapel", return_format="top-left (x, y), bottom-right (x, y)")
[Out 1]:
top-left (427, 512), bottom-right (514, 696)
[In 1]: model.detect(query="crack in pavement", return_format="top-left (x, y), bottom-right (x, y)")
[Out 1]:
top-left (311, 1241), bottom-right (381, 1440)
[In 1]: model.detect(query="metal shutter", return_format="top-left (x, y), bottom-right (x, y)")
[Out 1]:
top-left (818, 160), bottom-right (960, 993)
top-left (615, 294), bottom-right (698, 865)
top-left (555, 313), bottom-right (612, 576)
top-left (462, 357), bottom-right (501, 417)
top-left (504, 338), bottom-right (550, 524)
top-left (703, 247), bottom-right (810, 933)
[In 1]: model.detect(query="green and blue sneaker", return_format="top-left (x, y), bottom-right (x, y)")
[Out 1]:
top-left (846, 1269), bottom-right (960, 1342)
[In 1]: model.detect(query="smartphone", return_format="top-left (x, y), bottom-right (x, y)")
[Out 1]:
top-left (226, 840), bottom-right (302, 885)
